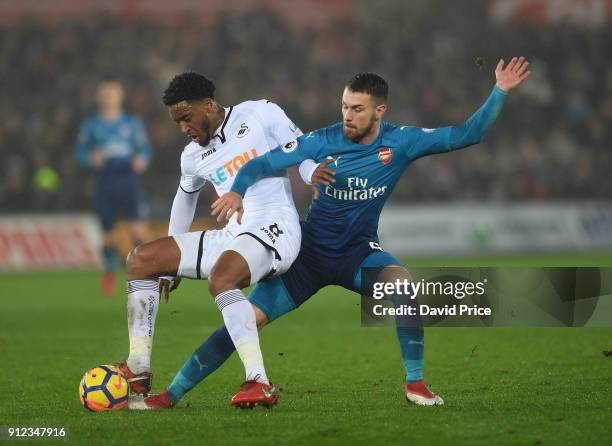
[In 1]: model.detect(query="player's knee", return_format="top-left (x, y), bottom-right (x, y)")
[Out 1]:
top-left (377, 266), bottom-right (413, 301)
top-left (208, 255), bottom-right (251, 296)
top-left (379, 265), bottom-right (412, 284)
top-left (208, 271), bottom-right (242, 296)
top-left (253, 305), bottom-right (268, 330)
top-left (126, 244), bottom-right (153, 279)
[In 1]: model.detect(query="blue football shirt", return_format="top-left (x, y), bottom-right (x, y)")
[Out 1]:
top-left (232, 86), bottom-right (508, 256)
top-left (75, 114), bottom-right (151, 174)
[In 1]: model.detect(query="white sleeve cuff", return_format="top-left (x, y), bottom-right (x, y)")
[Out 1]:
top-left (298, 159), bottom-right (319, 185)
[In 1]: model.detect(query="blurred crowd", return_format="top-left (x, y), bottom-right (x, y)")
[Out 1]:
top-left (1, 0), bottom-right (610, 215)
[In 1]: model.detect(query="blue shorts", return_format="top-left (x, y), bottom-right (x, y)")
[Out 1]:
top-left (248, 235), bottom-right (400, 322)
top-left (94, 173), bottom-right (143, 231)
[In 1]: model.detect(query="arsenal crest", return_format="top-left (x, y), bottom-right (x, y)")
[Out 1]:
top-left (378, 147), bottom-right (393, 165)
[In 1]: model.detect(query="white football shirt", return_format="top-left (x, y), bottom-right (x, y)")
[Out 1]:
top-left (178, 100), bottom-right (302, 227)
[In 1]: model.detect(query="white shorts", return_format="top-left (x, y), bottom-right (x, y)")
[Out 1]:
top-left (173, 209), bottom-right (300, 285)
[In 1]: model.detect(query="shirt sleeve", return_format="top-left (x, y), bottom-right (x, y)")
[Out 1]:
top-left (231, 131), bottom-right (322, 197)
top-left (75, 119), bottom-right (94, 167)
top-left (298, 159), bottom-right (319, 185)
top-left (257, 100), bottom-right (303, 147)
top-left (178, 150), bottom-right (206, 194)
top-left (404, 86), bottom-right (508, 159)
top-left (266, 133), bottom-right (321, 170)
top-left (168, 185), bottom-right (200, 236)
top-left (132, 117), bottom-right (152, 162)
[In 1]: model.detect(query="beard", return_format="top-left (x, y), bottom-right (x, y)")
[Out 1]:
top-left (343, 116), bottom-right (377, 143)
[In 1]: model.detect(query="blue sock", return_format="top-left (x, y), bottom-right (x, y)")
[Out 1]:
top-left (102, 246), bottom-right (118, 273)
top-left (393, 289), bottom-right (424, 384)
top-left (166, 326), bottom-right (236, 404)
top-left (396, 325), bottom-right (424, 384)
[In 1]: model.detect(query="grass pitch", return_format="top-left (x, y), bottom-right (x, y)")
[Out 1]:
top-left (1, 254), bottom-right (611, 445)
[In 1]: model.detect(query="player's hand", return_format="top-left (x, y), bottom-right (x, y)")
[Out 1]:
top-left (495, 56), bottom-right (531, 92)
top-left (91, 151), bottom-right (106, 168)
top-left (311, 159), bottom-right (336, 186)
top-left (132, 155), bottom-right (148, 174)
top-left (159, 277), bottom-right (181, 303)
top-left (211, 192), bottom-right (244, 224)
top-left (310, 158), bottom-right (336, 199)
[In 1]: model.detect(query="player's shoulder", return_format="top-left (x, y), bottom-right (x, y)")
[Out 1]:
top-left (326, 122), bottom-right (344, 138)
top-left (82, 114), bottom-right (101, 128)
top-left (122, 114), bottom-right (143, 126)
top-left (382, 121), bottom-right (417, 137)
top-left (381, 121), bottom-right (422, 146)
top-left (294, 123), bottom-right (342, 159)
top-left (181, 141), bottom-right (201, 157)
top-left (300, 122), bottom-right (343, 144)
top-left (233, 99), bottom-right (286, 120)
top-left (179, 141), bottom-right (202, 173)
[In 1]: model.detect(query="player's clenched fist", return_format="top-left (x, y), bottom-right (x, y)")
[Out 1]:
top-left (495, 56), bottom-right (531, 92)
top-left (211, 192), bottom-right (244, 224)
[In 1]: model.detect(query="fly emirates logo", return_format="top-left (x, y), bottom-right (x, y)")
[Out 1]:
top-left (325, 176), bottom-right (387, 201)
top-left (207, 148), bottom-right (258, 186)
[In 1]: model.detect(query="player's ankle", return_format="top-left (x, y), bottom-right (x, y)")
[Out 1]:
top-left (126, 358), bottom-right (150, 375)
top-left (246, 370), bottom-right (269, 385)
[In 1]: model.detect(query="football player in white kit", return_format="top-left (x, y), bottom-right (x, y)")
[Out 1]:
top-left (120, 72), bottom-right (302, 408)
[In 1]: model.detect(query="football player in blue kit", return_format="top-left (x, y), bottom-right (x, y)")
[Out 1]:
top-left (137, 57), bottom-right (530, 409)
top-left (76, 81), bottom-right (151, 295)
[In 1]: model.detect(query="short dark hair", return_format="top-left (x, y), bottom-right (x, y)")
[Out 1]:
top-left (345, 72), bottom-right (388, 103)
top-left (162, 72), bottom-right (216, 106)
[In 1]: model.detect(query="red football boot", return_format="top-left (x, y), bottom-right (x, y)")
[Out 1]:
top-left (128, 389), bottom-right (174, 410)
top-left (100, 272), bottom-right (116, 296)
top-left (404, 380), bottom-right (444, 406)
top-left (116, 362), bottom-right (153, 395)
top-left (231, 381), bottom-right (278, 408)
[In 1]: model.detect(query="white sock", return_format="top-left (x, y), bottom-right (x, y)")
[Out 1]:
top-left (126, 280), bottom-right (159, 374)
top-left (215, 289), bottom-right (269, 384)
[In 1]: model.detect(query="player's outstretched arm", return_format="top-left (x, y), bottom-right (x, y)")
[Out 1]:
top-left (494, 56), bottom-right (531, 93)
top-left (412, 56), bottom-right (531, 158)
top-left (448, 56), bottom-right (531, 150)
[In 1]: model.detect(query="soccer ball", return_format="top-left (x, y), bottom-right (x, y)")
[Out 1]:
top-left (79, 365), bottom-right (128, 411)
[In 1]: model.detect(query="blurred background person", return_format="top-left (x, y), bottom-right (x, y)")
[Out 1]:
top-left (75, 80), bottom-right (152, 295)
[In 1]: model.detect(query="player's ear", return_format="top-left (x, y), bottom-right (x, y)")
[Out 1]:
top-left (202, 98), bottom-right (214, 112)
top-left (376, 102), bottom-right (387, 118)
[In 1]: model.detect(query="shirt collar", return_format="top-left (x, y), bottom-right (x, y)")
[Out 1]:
top-left (213, 106), bottom-right (233, 144)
